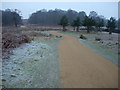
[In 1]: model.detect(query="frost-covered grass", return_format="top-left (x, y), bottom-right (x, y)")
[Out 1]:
top-left (59, 31), bottom-right (119, 66)
top-left (79, 39), bottom-right (118, 66)
top-left (2, 31), bottom-right (62, 88)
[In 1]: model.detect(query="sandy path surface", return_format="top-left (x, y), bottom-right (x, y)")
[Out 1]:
top-left (49, 31), bottom-right (118, 88)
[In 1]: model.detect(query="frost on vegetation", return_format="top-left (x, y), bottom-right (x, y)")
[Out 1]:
top-left (79, 39), bottom-right (118, 66)
top-left (2, 39), bottom-right (60, 88)
top-left (59, 31), bottom-right (119, 66)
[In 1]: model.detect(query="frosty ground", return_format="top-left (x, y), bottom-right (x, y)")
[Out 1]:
top-left (2, 27), bottom-right (119, 88)
top-left (2, 29), bottom-right (62, 88)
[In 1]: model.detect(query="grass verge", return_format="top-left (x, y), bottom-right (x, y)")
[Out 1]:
top-left (59, 31), bottom-right (119, 66)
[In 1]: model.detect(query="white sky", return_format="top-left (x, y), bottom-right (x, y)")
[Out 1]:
top-left (1, 0), bottom-right (119, 2)
top-left (1, 1), bottom-right (119, 19)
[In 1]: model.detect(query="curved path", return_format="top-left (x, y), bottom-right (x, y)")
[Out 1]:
top-left (49, 31), bottom-right (118, 88)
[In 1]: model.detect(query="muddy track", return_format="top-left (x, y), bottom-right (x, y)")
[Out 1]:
top-left (49, 31), bottom-right (118, 88)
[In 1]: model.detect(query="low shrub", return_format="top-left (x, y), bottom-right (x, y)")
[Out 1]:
top-left (2, 33), bottom-right (31, 49)
top-left (95, 37), bottom-right (101, 41)
top-left (80, 34), bottom-right (87, 40)
top-left (2, 33), bottom-right (31, 59)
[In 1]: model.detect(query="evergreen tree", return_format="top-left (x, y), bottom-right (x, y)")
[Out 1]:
top-left (95, 19), bottom-right (104, 31)
top-left (59, 15), bottom-right (68, 31)
top-left (74, 17), bottom-right (81, 32)
top-left (83, 16), bottom-right (96, 33)
top-left (107, 17), bottom-right (116, 34)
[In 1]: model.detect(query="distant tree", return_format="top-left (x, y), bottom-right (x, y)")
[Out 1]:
top-left (59, 15), bottom-right (68, 31)
top-left (95, 19), bottom-right (104, 31)
top-left (83, 16), bottom-right (96, 33)
top-left (78, 11), bottom-right (86, 22)
top-left (71, 20), bottom-right (76, 31)
top-left (2, 9), bottom-right (22, 27)
top-left (0, 10), bottom-right (1, 26)
top-left (66, 9), bottom-right (78, 23)
top-left (118, 18), bottom-right (120, 30)
top-left (73, 17), bottom-right (81, 32)
top-left (89, 11), bottom-right (98, 19)
top-left (13, 9), bottom-right (22, 27)
top-left (89, 11), bottom-right (106, 31)
top-left (28, 9), bottom-right (86, 25)
top-left (107, 17), bottom-right (116, 34)
top-left (28, 9), bottom-right (108, 28)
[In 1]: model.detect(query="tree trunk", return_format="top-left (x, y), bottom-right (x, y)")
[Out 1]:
top-left (99, 27), bottom-right (102, 32)
top-left (109, 29), bottom-right (112, 34)
top-left (63, 26), bottom-right (65, 31)
top-left (13, 13), bottom-right (17, 27)
top-left (73, 27), bottom-right (75, 31)
top-left (96, 27), bottom-right (98, 32)
top-left (97, 27), bottom-right (101, 32)
top-left (15, 22), bottom-right (17, 27)
top-left (87, 29), bottom-right (90, 33)
top-left (87, 27), bottom-right (90, 33)
top-left (76, 26), bottom-right (79, 32)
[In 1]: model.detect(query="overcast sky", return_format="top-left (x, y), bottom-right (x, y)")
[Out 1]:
top-left (2, 2), bottom-right (118, 19)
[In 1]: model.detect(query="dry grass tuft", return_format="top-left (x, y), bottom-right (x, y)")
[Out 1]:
top-left (2, 33), bottom-right (30, 49)
top-left (2, 27), bottom-right (31, 59)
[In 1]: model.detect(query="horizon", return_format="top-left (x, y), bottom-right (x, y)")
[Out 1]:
top-left (2, 2), bottom-right (118, 19)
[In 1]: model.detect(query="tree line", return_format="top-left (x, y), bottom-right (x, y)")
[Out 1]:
top-left (28, 9), bottom-right (107, 26)
top-left (2, 9), bottom-right (22, 27)
top-left (59, 15), bottom-right (116, 34)
top-left (28, 9), bottom-right (119, 34)
top-left (1, 9), bottom-right (120, 34)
